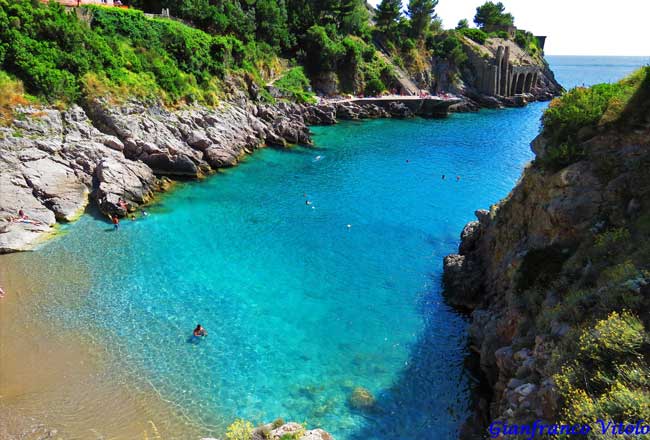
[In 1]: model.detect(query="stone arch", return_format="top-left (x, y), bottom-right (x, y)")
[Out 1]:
top-left (500, 55), bottom-right (508, 96)
top-left (524, 72), bottom-right (533, 93)
top-left (515, 74), bottom-right (525, 94)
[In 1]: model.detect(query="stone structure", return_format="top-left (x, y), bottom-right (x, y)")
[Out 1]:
top-left (476, 45), bottom-right (539, 97)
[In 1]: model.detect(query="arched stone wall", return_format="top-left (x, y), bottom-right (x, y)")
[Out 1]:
top-left (524, 72), bottom-right (533, 93)
top-left (515, 74), bottom-right (525, 94)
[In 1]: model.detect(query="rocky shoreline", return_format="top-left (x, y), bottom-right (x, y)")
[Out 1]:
top-left (0, 98), bottom-right (407, 253)
top-left (442, 121), bottom-right (650, 438)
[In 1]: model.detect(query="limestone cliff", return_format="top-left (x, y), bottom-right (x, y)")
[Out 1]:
top-left (376, 34), bottom-right (561, 110)
top-left (0, 97), bottom-right (411, 253)
top-left (428, 36), bottom-right (561, 110)
top-left (443, 68), bottom-right (650, 437)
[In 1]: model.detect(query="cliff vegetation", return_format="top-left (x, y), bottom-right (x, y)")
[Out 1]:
top-left (444, 67), bottom-right (650, 437)
top-left (0, 0), bottom-right (557, 119)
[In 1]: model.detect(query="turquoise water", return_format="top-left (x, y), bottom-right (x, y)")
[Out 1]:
top-left (26, 57), bottom-right (646, 439)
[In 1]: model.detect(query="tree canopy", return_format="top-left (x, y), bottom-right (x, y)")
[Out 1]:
top-left (473, 1), bottom-right (514, 28)
top-left (407, 0), bottom-right (438, 38)
top-left (375, 0), bottom-right (402, 33)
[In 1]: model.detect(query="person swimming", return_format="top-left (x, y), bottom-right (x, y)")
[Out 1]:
top-left (442, 174), bottom-right (446, 180)
top-left (306, 200), bottom-right (312, 206)
top-left (141, 209), bottom-right (149, 216)
top-left (193, 324), bottom-right (207, 337)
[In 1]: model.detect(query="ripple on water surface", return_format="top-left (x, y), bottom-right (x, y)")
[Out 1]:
top-left (5, 104), bottom-right (549, 439)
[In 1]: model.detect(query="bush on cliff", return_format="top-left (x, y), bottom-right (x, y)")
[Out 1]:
top-left (0, 0), bottom-right (284, 105)
top-left (539, 67), bottom-right (650, 171)
top-left (459, 27), bottom-right (487, 45)
top-left (0, 70), bottom-right (36, 125)
top-left (273, 67), bottom-right (315, 103)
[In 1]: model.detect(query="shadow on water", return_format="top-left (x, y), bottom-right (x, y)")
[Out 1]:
top-left (348, 275), bottom-right (477, 440)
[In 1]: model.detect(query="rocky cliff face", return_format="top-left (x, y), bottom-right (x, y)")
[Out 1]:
top-left (442, 37), bottom-right (562, 110)
top-left (443, 102), bottom-right (650, 436)
top-left (0, 98), bottom-right (399, 253)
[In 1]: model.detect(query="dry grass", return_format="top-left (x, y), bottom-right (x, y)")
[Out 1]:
top-left (0, 72), bottom-right (30, 126)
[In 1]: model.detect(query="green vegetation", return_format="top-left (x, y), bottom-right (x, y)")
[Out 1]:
top-left (273, 67), bottom-right (315, 103)
top-left (514, 29), bottom-right (540, 56)
top-left (539, 67), bottom-right (650, 170)
top-left (0, 0), bottom-right (550, 108)
top-left (473, 1), bottom-right (514, 28)
top-left (458, 27), bottom-right (488, 45)
top-left (225, 419), bottom-right (254, 440)
top-left (432, 31), bottom-right (467, 66)
top-left (509, 72), bottom-right (650, 428)
top-left (0, 71), bottom-right (33, 125)
top-left (456, 19), bottom-right (469, 30)
top-left (0, 0), bottom-right (270, 104)
top-left (407, 0), bottom-right (439, 39)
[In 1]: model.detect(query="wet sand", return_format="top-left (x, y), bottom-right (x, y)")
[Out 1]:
top-left (0, 252), bottom-right (206, 440)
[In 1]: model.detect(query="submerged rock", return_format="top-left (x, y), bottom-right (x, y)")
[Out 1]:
top-left (348, 386), bottom-right (375, 410)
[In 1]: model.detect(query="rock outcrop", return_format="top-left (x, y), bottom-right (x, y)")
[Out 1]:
top-left (443, 115), bottom-right (650, 437)
top-left (433, 37), bottom-right (562, 109)
top-left (0, 99), bottom-right (393, 253)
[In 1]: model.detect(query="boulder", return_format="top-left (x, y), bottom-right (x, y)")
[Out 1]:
top-left (348, 387), bottom-right (375, 410)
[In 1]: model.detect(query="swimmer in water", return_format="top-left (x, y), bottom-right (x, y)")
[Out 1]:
top-left (141, 209), bottom-right (149, 216)
top-left (306, 200), bottom-right (312, 206)
top-left (193, 324), bottom-right (207, 337)
top-left (442, 174), bottom-right (446, 180)
top-left (456, 175), bottom-right (461, 181)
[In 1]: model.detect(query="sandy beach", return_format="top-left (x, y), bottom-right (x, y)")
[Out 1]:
top-left (0, 252), bottom-right (206, 440)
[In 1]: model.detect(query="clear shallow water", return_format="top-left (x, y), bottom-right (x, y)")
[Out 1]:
top-left (9, 57), bottom-right (648, 439)
top-left (28, 106), bottom-right (545, 439)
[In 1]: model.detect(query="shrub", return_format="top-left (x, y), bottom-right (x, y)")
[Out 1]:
top-left (273, 67), bottom-right (315, 103)
top-left (0, 70), bottom-right (31, 125)
top-left (579, 311), bottom-right (645, 363)
top-left (539, 67), bottom-right (650, 171)
top-left (225, 419), bottom-right (254, 440)
top-left (594, 227), bottom-right (631, 259)
top-left (365, 78), bottom-right (386, 96)
top-left (459, 28), bottom-right (487, 45)
top-left (434, 32), bottom-right (468, 66)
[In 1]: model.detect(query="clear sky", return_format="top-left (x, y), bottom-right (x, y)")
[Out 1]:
top-left (368, 0), bottom-right (650, 56)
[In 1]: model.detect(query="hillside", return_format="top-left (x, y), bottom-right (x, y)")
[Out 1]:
top-left (443, 67), bottom-right (650, 437)
top-left (0, 0), bottom-right (559, 117)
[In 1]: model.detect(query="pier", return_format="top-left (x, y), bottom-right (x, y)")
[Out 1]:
top-left (338, 95), bottom-right (463, 118)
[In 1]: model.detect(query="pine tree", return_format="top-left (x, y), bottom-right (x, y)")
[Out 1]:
top-left (407, 0), bottom-right (438, 38)
top-left (375, 0), bottom-right (402, 32)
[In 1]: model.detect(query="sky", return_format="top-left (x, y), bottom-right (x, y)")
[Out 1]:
top-left (368, 0), bottom-right (649, 56)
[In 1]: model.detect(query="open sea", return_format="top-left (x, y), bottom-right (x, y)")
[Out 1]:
top-left (0, 56), bottom-right (647, 440)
